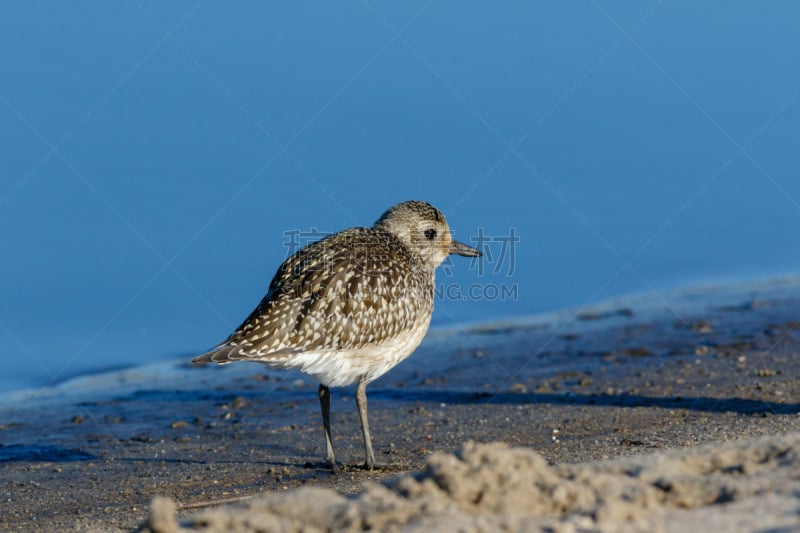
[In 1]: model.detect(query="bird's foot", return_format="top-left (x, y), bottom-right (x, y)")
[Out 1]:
top-left (328, 459), bottom-right (341, 474)
top-left (361, 458), bottom-right (389, 471)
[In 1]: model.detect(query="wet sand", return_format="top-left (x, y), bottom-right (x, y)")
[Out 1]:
top-left (2, 280), bottom-right (800, 531)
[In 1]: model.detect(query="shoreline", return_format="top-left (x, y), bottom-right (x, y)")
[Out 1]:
top-left (3, 273), bottom-right (799, 408)
top-left (2, 274), bottom-right (800, 530)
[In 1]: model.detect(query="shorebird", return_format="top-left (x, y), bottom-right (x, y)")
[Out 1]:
top-left (194, 200), bottom-right (481, 472)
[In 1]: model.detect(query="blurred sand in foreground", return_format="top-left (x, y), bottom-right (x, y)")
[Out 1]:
top-left (139, 432), bottom-right (800, 533)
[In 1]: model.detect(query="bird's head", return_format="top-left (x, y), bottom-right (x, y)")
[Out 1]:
top-left (373, 200), bottom-right (481, 268)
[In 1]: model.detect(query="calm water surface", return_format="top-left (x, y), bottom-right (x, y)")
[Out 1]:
top-left (2, 2), bottom-right (800, 392)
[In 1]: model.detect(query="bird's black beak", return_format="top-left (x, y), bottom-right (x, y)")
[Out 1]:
top-left (449, 239), bottom-right (482, 257)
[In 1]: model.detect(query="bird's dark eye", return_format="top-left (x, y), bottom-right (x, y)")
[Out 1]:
top-left (424, 229), bottom-right (437, 240)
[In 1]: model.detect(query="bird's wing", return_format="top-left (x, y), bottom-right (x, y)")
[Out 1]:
top-left (193, 229), bottom-right (433, 364)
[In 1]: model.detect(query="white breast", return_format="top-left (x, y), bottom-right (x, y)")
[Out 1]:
top-left (266, 319), bottom-right (431, 388)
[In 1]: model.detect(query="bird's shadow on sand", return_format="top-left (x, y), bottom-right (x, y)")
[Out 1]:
top-left (116, 386), bottom-right (800, 416)
top-left (373, 388), bottom-right (800, 415)
top-left (0, 444), bottom-right (97, 463)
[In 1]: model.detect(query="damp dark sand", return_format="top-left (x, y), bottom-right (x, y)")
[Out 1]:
top-left (2, 279), bottom-right (800, 532)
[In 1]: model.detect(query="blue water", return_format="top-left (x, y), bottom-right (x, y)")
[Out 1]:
top-left (2, 1), bottom-right (800, 393)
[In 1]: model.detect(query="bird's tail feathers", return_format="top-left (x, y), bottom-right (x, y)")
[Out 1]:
top-left (192, 344), bottom-right (247, 365)
top-left (192, 344), bottom-right (299, 365)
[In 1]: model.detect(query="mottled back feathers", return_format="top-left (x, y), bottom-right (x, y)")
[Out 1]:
top-left (195, 227), bottom-right (434, 364)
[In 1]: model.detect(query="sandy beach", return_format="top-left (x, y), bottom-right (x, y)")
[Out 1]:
top-left (4, 1), bottom-right (800, 530)
top-left (2, 278), bottom-right (800, 531)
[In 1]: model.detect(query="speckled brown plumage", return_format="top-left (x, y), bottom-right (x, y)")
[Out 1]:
top-left (193, 200), bottom-right (481, 472)
top-left (201, 227), bottom-right (433, 363)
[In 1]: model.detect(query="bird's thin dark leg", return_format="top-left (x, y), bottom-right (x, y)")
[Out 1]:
top-left (355, 376), bottom-right (376, 470)
top-left (318, 384), bottom-right (339, 473)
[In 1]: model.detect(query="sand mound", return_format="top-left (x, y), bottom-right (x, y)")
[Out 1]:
top-left (138, 432), bottom-right (800, 532)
